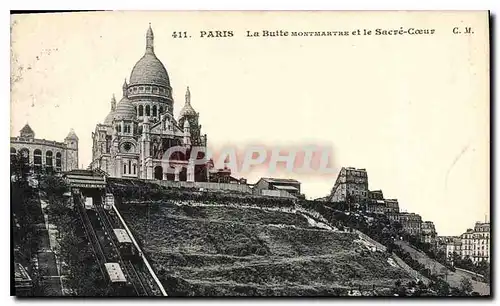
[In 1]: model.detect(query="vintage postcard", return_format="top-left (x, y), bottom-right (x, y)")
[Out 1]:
top-left (10, 11), bottom-right (490, 297)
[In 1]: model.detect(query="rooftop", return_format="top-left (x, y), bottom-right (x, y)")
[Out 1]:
top-left (260, 177), bottom-right (301, 184)
top-left (113, 229), bottom-right (132, 243)
top-left (104, 263), bottom-right (127, 283)
top-left (273, 185), bottom-right (299, 191)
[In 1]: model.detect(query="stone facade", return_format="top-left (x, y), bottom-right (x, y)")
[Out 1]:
top-left (89, 25), bottom-right (208, 182)
top-left (329, 167), bottom-right (400, 214)
top-left (388, 212), bottom-right (423, 237)
top-left (10, 124), bottom-right (79, 172)
top-left (330, 167), bottom-right (369, 203)
top-left (438, 236), bottom-right (462, 262)
top-left (421, 221), bottom-right (437, 245)
top-left (460, 222), bottom-right (490, 263)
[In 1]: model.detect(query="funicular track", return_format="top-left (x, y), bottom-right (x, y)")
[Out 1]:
top-left (93, 196), bottom-right (152, 296)
top-left (75, 194), bottom-right (107, 275)
top-left (97, 190), bottom-right (163, 296)
top-left (75, 191), bottom-right (156, 296)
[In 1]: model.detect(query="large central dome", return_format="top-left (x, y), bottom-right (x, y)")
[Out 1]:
top-left (129, 25), bottom-right (170, 88)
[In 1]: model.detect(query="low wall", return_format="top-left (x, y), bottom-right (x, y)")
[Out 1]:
top-left (261, 189), bottom-right (296, 199)
top-left (153, 180), bottom-right (253, 194)
top-left (455, 267), bottom-right (486, 280)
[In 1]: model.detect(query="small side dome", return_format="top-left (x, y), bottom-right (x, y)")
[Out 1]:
top-left (179, 86), bottom-right (197, 118)
top-left (104, 111), bottom-right (115, 125)
top-left (104, 94), bottom-right (117, 125)
top-left (114, 97), bottom-right (137, 120)
top-left (180, 103), bottom-right (197, 118)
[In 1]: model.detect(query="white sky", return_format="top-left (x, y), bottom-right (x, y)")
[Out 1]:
top-left (10, 11), bottom-right (489, 236)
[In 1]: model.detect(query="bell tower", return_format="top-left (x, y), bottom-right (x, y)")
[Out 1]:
top-left (64, 128), bottom-right (79, 170)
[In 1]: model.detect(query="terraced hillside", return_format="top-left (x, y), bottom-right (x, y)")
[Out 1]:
top-left (110, 180), bottom-right (414, 296)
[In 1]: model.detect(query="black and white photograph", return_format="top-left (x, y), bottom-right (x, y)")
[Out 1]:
top-left (10, 10), bottom-right (490, 297)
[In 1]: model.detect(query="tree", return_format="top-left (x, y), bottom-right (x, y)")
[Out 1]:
top-left (451, 252), bottom-right (461, 266)
top-left (10, 152), bottom-right (31, 181)
top-left (459, 277), bottom-right (473, 296)
top-left (432, 280), bottom-right (450, 296)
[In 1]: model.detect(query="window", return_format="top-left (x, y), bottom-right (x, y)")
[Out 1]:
top-left (133, 164), bottom-right (136, 174)
top-left (123, 164), bottom-right (127, 174)
top-left (56, 152), bottom-right (62, 171)
top-left (139, 105), bottom-right (144, 116)
top-left (46, 151), bottom-right (53, 169)
top-left (146, 105), bottom-right (151, 116)
top-left (123, 142), bottom-right (131, 152)
top-left (153, 105), bottom-right (157, 116)
top-left (20, 148), bottom-right (30, 164)
top-left (159, 106), bottom-right (164, 114)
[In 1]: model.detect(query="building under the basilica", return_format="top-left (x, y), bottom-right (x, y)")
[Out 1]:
top-left (89, 25), bottom-right (208, 182)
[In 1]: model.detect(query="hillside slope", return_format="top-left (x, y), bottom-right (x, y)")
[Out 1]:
top-left (111, 184), bottom-right (414, 296)
top-left (395, 240), bottom-right (490, 296)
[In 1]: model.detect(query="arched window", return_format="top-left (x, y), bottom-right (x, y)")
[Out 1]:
top-left (145, 105), bottom-right (151, 116)
top-left (152, 105), bottom-right (157, 117)
top-left (55, 152), bottom-right (62, 171)
top-left (154, 166), bottom-right (163, 180)
top-left (19, 148), bottom-right (30, 165)
top-left (134, 106), bottom-right (137, 116)
top-left (34, 149), bottom-right (42, 172)
top-left (10, 148), bottom-right (16, 162)
top-left (46, 151), bottom-right (53, 169)
top-left (34, 149), bottom-right (42, 165)
top-left (133, 164), bottom-right (136, 175)
top-left (123, 164), bottom-right (127, 174)
top-left (128, 160), bottom-right (132, 174)
top-left (139, 105), bottom-right (144, 116)
top-left (159, 106), bottom-right (164, 114)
